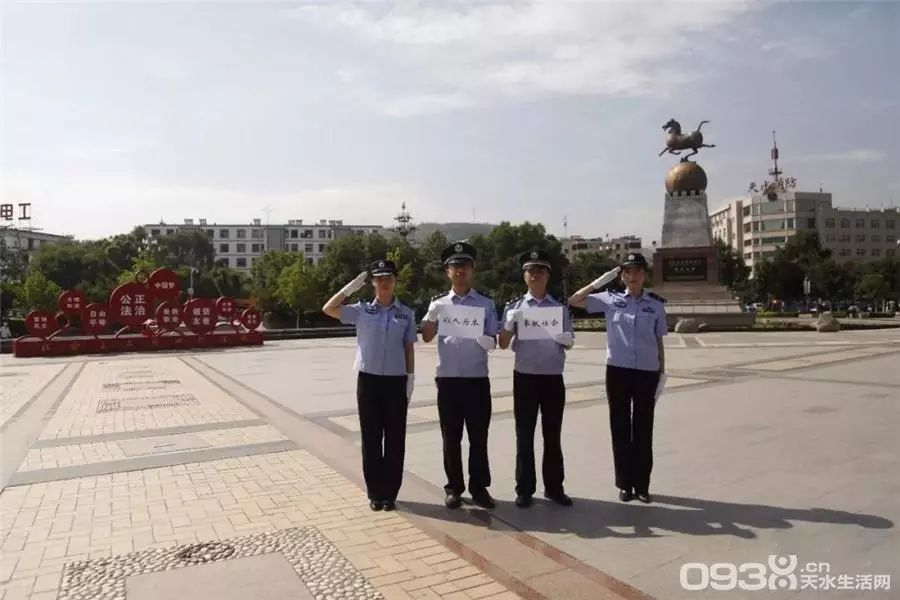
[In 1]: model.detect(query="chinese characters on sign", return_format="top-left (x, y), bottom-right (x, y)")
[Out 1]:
top-left (662, 257), bottom-right (708, 282)
top-left (184, 298), bottom-right (217, 335)
top-left (148, 268), bottom-right (180, 304)
top-left (81, 303), bottom-right (110, 335)
top-left (58, 290), bottom-right (86, 316)
top-left (517, 306), bottom-right (564, 341)
top-left (110, 282), bottom-right (151, 326)
top-left (216, 297), bottom-right (237, 320)
top-left (437, 304), bottom-right (485, 339)
top-left (0, 203), bottom-right (31, 222)
top-left (25, 310), bottom-right (55, 338)
top-left (155, 302), bottom-right (182, 331)
top-left (240, 308), bottom-right (262, 331)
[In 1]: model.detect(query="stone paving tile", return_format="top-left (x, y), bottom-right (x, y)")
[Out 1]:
top-left (17, 425), bottom-right (288, 472)
top-left (0, 450), bottom-right (523, 600)
top-left (0, 365), bottom-right (65, 429)
top-left (39, 358), bottom-right (256, 440)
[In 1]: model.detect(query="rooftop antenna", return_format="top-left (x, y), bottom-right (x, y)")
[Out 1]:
top-left (769, 130), bottom-right (782, 183)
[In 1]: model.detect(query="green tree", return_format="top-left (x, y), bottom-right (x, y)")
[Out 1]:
top-left (155, 230), bottom-right (216, 270)
top-left (249, 251), bottom-right (296, 313)
top-left (276, 257), bottom-right (324, 327)
top-left (715, 239), bottom-right (750, 290)
top-left (854, 272), bottom-right (890, 303)
top-left (16, 270), bottom-right (62, 312)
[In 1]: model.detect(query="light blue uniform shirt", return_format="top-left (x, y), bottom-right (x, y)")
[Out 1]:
top-left (341, 299), bottom-right (417, 376)
top-left (430, 289), bottom-right (499, 378)
top-left (585, 290), bottom-right (667, 372)
top-left (501, 292), bottom-right (573, 375)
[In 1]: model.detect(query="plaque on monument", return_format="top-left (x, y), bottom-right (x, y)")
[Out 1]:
top-left (662, 256), bottom-right (708, 282)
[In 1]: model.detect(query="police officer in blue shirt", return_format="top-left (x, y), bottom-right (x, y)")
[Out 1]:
top-left (499, 250), bottom-right (575, 508)
top-left (569, 253), bottom-right (667, 504)
top-left (421, 242), bottom-right (499, 510)
top-left (322, 260), bottom-right (417, 512)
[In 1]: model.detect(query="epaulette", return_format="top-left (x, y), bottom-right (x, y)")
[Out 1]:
top-left (647, 291), bottom-right (667, 304)
top-left (476, 289), bottom-right (492, 300)
top-left (430, 292), bottom-right (447, 301)
top-left (505, 295), bottom-right (524, 307)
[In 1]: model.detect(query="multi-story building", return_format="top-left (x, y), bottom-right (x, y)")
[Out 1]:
top-left (0, 226), bottom-right (73, 265)
top-left (561, 235), bottom-right (643, 263)
top-left (145, 218), bottom-right (384, 272)
top-left (710, 194), bottom-right (898, 272)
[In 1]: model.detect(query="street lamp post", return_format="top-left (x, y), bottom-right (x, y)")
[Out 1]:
top-left (188, 267), bottom-right (198, 299)
top-left (803, 275), bottom-right (811, 313)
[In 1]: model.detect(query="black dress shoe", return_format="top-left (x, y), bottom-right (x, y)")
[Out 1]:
top-left (618, 489), bottom-right (634, 502)
top-left (470, 489), bottom-right (496, 509)
top-left (369, 500), bottom-right (383, 511)
top-left (382, 500), bottom-right (396, 511)
top-left (515, 494), bottom-right (533, 508)
top-left (444, 492), bottom-right (462, 509)
top-left (544, 491), bottom-right (574, 507)
top-left (636, 492), bottom-right (652, 504)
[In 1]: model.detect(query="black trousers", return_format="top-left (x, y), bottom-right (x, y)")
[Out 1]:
top-left (513, 371), bottom-right (566, 496)
top-left (436, 377), bottom-right (492, 495)
top-left (357, 372), bottom-right (408, 502)
top-left (605, 365), bottom-right (660, 494)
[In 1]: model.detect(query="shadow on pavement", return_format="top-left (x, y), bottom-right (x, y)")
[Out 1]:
top-left (401, 494), bottom-right (894, 541)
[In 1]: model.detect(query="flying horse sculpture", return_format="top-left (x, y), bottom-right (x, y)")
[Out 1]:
top-left (659, 118), bottom-right (715, 161)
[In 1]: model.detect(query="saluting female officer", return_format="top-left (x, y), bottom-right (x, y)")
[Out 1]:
top-left (569, 253), bottom-right (667, 504)
top-left (323, 260), bottom-right (417, 512)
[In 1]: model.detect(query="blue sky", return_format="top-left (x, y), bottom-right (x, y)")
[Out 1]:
top-left (2, 1), bottom-right (898, 245)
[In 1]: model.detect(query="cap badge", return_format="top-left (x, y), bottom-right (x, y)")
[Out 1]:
top-left (454, 243), bottom-right (463, 252)
top-left (530, 251), bottom-right (538, 259)
top-left (628, 254), bottom-right (635, 261)
top-left (378, 261), bottom-right (385, 268)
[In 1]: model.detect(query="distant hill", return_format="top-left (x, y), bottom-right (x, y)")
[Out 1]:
top-left (411, 222), bottom-right (497, 242)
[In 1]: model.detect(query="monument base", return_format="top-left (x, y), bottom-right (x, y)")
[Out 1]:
top-left (652, 246), bottom-right (754, 329)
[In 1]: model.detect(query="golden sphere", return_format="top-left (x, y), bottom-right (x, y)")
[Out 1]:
top-left (665, 161), bottom-right (708, 194)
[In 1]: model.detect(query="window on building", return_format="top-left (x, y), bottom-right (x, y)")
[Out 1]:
top-left (855, 234), bottom-right (865, 243)
top-left (318, 230), bottom-right (328, 239)
top-left (251, 229), bottom-right (262, 239)
top-left (217, 258), bottom-right (229, 267)
top-left (806, 218), bottom-right (816, 229)
top-left (743, 224), bottom-right (752, 233)
top-left (886, 220), bottom-right (895, 229)
top-left (840, 218), bottom-right (850, 228)
top-left (856, 248), bottom-right (866, 256)
top-left (206, 229), bottom-right (214, 238)
top-left (871, 221), bottom-right (880, 229)
top-left (219, 243), bottom-right (229, 253)
top-left (743, 239), bottom-right (752, 246)
top-left (887, 235), bottom-right (897, 244)
top-left (856, 219), bottom-right (865, 228)
top-left (290, 243), bottom-right (299, 252)
top-left (151, 229), bottom-right (161, 236)
top-left (307, 257), bottom-right (314, 264)
top-left (318, 243), bottom-right (326, 253)
top-left (236, 243), bottom-right (246, 253)
top-left (166, 229), bottom-right (175, 235)
top-left (219, 229), bottom-right (229, 238)
top-left (302, 229), bottom-right (313, 238)
top-left (251, 243), bottom-right (261, 252)
top-left (839, 248), bottom-right (851, 256)
top-left (290, 229), bottom-right (299, 239)
top-left (871, 248), bottom-right (880, 257)
top-left (786, 218), bottom-right (795, 229)
top-left (887, 249), bottom-right (896, 257)
top-left (742, 206), bottom-right (751, 217)
top-left (825, 233), bottom-right (836, 242)
top-left (840, 233), bottom-right (851, 242)
top-left (237, 229), bottom-right (247, 238)
top-left (871, 235), bottom-right (881, 243)
top-left (744, 252), bottom-right (752, 259)
top-left (236, 257), bottom-right (247, 268)
top-left (824, 218), bottom-right (835, 228)
top-left (304, 243), bottom-right (314, 253)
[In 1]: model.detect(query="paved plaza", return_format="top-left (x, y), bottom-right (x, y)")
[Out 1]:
top-left (1, 327), bottom-right (898, 600)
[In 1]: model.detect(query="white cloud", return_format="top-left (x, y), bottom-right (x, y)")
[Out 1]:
top-left (290, 2), bottom-right (758, 116)
top-left (794, 149), bottom-right (885, 164)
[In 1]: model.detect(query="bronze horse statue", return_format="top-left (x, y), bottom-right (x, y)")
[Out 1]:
top-left (659, 119), bottom-right (715, 161)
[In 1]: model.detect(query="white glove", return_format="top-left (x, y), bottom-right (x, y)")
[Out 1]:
top-left (503, 309), bottom-right (522, 332)
top-left (424, 300), bottom-right (443, 322)
top-left (589, 267), bottom-right (622, 290)
top-left (475, 335), bottom-right (496, 351)
top-left (553, 332), bottom-right (574, 347)
top-left (655, 374), bottom-right (668, 401)
top-left (339, 271), bottom-right (368, 297)
top-left (406, 374), bottom-right (414, 403)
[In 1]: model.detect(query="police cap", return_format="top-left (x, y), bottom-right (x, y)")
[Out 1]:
top-left (620, 252), bottom-right (648, 269)
top-left (368, 259), bottom-right (398, 277)
top-left (441, 241), bottom-right (477, 266)
top-left (520, 249), bottom-right (551, 270)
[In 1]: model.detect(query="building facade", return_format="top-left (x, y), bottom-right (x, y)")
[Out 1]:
top-left (710, 193), bottom-right (898, 272)
top-left (145, 218), bottom-right (384, 272)
top-left (561, 235), bottom-right (643, 263)
top-left (0, 227), bottom-right (73, 265)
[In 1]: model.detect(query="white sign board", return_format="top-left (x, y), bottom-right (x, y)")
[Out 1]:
top-left (517, 306), bottom-right (564, 341)
top-left (437, 304), bottom-right (485, 339)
